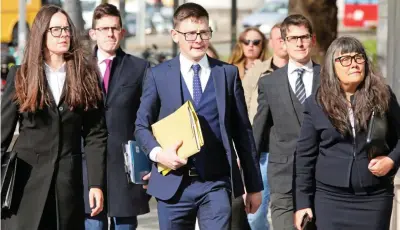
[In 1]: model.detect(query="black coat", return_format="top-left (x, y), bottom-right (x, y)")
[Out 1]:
top-left (294, 90), bottom-right (400, 211)
top-left (83, 48), bottom-right (150, 217)
top-left (1, 66), bottom-right (107, 230)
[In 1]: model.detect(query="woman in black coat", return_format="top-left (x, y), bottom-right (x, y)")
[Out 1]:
top-left (1, 5), bottom-right (107, 230)
top-left (293, 36), bottom-right (400, 230)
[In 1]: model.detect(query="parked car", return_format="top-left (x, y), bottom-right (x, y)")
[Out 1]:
top-left (241, 0), bottom-right (288, 36)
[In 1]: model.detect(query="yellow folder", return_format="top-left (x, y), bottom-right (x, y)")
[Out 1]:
top-left (151, 101), bottom-right (204, 175)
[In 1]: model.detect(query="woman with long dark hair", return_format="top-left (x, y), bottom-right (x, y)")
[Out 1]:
top-left (293, 36), bottom-right (400, 230)
top-left (1, 5), bottom-right (106, 230)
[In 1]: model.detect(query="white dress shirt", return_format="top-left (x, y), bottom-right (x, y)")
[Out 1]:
top-left (287, 59), bottom-right (314, 98)
top-left (45, 63), bottom-right (66, 105)
top-left (149, 54), bottom-right (211, 162)
top-left (97, 50), bottom-right (116, 78)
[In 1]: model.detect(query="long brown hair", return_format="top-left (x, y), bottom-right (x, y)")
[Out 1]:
top-left (317, 36), bottom-right (390, 135)
top-left (228, 27), bottom-right (268, 66)
top-left (14, 5), bottom-right (102, 112)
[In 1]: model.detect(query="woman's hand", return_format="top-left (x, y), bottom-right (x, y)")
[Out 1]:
top-left (368, 156), bottom-right (394, 177)
top-left (89, 188), bottom-right (104, 217)
top-left (294, 208), bottom-right (313, 230)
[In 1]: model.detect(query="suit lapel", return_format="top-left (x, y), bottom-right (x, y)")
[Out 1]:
top-left (312, 63), bottom-right (321, 93)
top-left (276, 65), bottom-right (297, 119)
top-left (209, 57), bottom-right (226, 123)
top-left (106, 49), bottom-right (125, 103)
top-left (166, 56), bottom-right (184, 110)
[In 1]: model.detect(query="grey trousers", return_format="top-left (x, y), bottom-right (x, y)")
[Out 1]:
top-left (270, 193), bottom-right (296, 230)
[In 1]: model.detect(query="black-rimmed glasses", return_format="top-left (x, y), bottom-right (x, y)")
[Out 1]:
top-left (175, 29), bottom-right (213, 41)
top-left (94, 27), bottom-right (122, 34)
top-left (48, 26), bottom-right (71, 37)
top-left (285, 34), bottom-right (312, 44)
top-left (334, 53), bottom-right (366, 67)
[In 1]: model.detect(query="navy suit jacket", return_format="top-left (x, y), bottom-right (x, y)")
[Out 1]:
top-left (135, 55), bottom-right (263, 200)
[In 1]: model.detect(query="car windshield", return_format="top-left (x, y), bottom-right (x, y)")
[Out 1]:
top-left (257, 1), bottom-right (288, 13)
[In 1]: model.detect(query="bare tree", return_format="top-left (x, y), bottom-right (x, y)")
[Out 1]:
top-left (63, 0), bottom-right (85, 32)
top-left (289, 0), bottom-right (338, 63)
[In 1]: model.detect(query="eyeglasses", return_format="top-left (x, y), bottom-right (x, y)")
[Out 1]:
top-left (175, 29), bottom-right (213, 41)
top-left (94, 27), bottom-right (122, 34)
top-left (48, 26), bottom-right (71, 37)
top-left (334, 53), bottom-right (366, 67)
top-left (285, 34), bottom-right (312, 44)
top-left (241, 39), bottom-right (262, 46)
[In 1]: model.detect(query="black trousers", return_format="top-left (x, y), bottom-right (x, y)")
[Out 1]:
top-left (231, 195), bottom-right (250, 230)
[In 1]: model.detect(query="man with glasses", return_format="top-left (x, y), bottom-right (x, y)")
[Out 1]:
top-left (135, 3), bottom-right (262, 230)
top-left (252, 14), bottom-right (320, 230)
top-left (83, 3), bottom-right (151, 230)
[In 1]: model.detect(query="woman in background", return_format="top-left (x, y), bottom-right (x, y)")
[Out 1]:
top-left (1, 5), bottom-right (107, 230)
top-left (228, 27), bottom-right (268, 80)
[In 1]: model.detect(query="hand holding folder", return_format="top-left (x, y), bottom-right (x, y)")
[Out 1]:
top-left (151, 101), bottom-right (204, 175)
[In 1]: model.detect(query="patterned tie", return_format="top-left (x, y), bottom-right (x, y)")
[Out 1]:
top-left (103, 59), bottom-right (113, 93)
top-left (295, 68), bottom-right (306, 104)
top-left (192, 64), bottom-right (202, 105)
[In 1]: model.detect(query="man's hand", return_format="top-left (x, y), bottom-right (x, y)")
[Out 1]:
top-left (156, 140), bottom-right (187, 170)
top-left (245, 191), bottom-right (262, 214)
top-left (368, 156), bottom-right (394, 177)
top-left (142, 172), bottom-right (151, 189)
top-left (294, 208), bottom-right (313, 230)
top-left (89, 188), bottom-right (104, 217)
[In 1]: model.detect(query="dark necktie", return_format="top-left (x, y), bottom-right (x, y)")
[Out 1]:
top-left (103, 59), bottom-right (112, 93)
top-left (295, 68), bottom-right (306, 104)
top-left (192, 64), bottom-right (202, 105)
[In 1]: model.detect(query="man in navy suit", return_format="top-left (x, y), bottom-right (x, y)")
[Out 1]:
top-left (83, 3), bottom-right (151, 230)
top-left (135, 3), bottom-right (263, 230)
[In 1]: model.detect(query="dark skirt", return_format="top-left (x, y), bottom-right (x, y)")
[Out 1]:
top-left (314, 181), bottom-right (394, 230)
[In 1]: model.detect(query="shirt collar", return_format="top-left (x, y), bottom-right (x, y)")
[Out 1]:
top-left (288, 59), bottom-right (313, 74)
top-left (179, 53), bottom-right (210, 74)
top-left (44, 62), bottom-right (66, 73)
top-left (97, 50), bottom-right (116, 65)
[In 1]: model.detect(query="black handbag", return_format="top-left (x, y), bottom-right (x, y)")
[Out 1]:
top-left (365, 111), bottom-right (389, 160)
top-left (1, 140), bottom-right (18, 211)
top-left (301, 213), bottom-right (316, 230)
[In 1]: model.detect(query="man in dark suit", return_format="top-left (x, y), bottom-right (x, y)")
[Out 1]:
top-left (252, 14), bottom-right (320, 230)
top-left (135, 3), bottom-right (262, 230)
top-left (83, 3), bottom-right (150, 230)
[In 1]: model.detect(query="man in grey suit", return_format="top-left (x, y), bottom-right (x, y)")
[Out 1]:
top-left (252, 14), bottom-right (320, 230)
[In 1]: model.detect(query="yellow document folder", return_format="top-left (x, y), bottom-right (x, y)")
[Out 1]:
top-left (151, 101), bottom-right (204, 175)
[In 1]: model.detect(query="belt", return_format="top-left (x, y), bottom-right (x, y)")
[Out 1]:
top-left (187, 167), bottom-right (199, 177)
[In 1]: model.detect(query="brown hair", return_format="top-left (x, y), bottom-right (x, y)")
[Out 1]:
top-left (173, 2), bottom-right (209, 28)
top-left (317, 36), bottom-right (390, 135)
top-left (228, 27), bottom-right (268, 66)
top-left (280, 14), bottom-right (313, 40)
top-left (92, 3), bottom-right (122, 28)
top-left (14, 4), bottom-right (102, 112)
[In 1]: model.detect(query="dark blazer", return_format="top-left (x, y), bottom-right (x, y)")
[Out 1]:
top-left (294, 91), bottom-right (400, 211)
top-left (1, 66), bottom-right (107, 230)
top-left (83, 48), bottom-right (151, 217)
top-left (252, 63), bottom-right (320, 194)
top-left (134, 56), bottom-right (263, 200)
